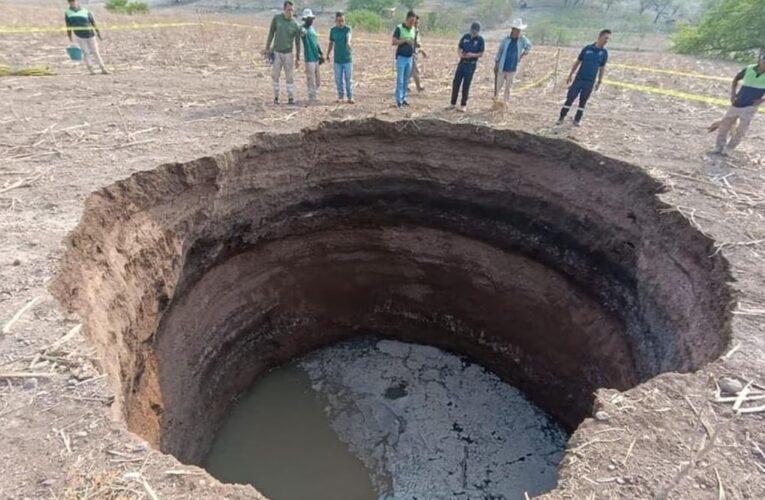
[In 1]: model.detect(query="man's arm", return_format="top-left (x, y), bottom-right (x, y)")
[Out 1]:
top-left (326, 39), bottom-right (334, 62)
top-left (65, 14), bottom-right (73, 42)
top-left (391, 27), bottom-right (411, 47)
top-left (89, 13), bottom-right (102, 40)
top-left (566, 60), bottom-right (581, 84)
top-left (521, 37), bottom-right (532, 59)
top-left (596, 65), bottom-right (606, 90)
top-left (730, 69), bottom-right (745, 105)
top-left (265, 16), bottom-right (276, 52)
top-left (294, 27), bottom-right (301, 67)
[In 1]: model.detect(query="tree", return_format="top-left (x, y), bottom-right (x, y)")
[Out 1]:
top-left (649, 0), bottom-right (680, 23)
top-left (673, 0), bottom-right (765, 60)
top-left (601, 0), bottom-right (623, 12)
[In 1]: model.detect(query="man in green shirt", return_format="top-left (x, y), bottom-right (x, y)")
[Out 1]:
top-left (300, 9), bottom-right (322, 104)
top-left (265, 1), bottom-right (301, 105)
top-left (327, 12), bottom-right (354, 103)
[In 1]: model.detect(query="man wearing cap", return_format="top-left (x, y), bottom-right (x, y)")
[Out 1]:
top-left (300, 8), bottom-right (322, 104)
top-left (494, 18), bottom-right (532, 103)
top-left (64, 0), bottom-right (108, 75)
top-left (265, 1), bottom-right (301, 105)
top-left (710, 54), bottom-right (765, 155)
top-left (450, 22), bottom-right (485, 112)
top-left (391, 10), bottom-right (417, 108)
top-left (557, 29), bottom-right (611, 126)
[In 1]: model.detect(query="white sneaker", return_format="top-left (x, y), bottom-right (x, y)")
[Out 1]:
top-left (459, 105), bottom-right (467, 113)
top-left (709, 146), bottom-right (725, 155)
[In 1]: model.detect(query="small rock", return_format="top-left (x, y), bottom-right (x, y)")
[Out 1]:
top-left (22, 378), bottom-right (38, 390)
top-left (595, 411), bottom-right (610, 421)
top-left (608, 464), bottom-right (617, 471)
top-left (131, 442), bottom-right (148, 453)
top-left (718, 377), bottom-right (743, 395)
top-left (616, 477), bottom-right (625, 485)
top-left (75, 431), bottom-right (88, 438)
top-left (12, 259), bottom-right (21, 266)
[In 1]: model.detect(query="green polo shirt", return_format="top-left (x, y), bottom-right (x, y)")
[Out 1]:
top-left (329, 26), bottom-right (352, 64)
top-left (267, 14), bottom-right (301, 54)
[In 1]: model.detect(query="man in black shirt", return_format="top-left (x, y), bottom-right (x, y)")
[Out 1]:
top-left (450, 23), bottom-right (485, 112)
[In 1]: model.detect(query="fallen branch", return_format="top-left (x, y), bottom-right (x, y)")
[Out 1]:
top-left (0, 371), bottom-right (56, 379)
top-left (1, 296), bottom-right (41, 334)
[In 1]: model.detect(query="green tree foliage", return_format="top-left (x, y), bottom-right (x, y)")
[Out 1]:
top-left (673, 0), bottom-right (765, 60)
top-left (347, 0), bottom-right (396, 15)
top-left (105, 0), bottom-right (149, 14)
top-left (345, 10), bottom-right (387, 31)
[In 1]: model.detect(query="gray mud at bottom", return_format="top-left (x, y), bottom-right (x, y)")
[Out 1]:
top-left (300, 339), bottom-right (568, 500)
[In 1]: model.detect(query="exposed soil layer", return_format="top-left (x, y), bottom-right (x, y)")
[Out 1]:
top-left (51, 119), bottom-right (732, 489)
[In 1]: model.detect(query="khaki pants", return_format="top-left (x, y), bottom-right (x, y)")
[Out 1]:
top-left (305, 61), bottom-right (320, 101)
top-left (409, 53), bottom-right (422, 90)
top-left (495, 71), bottom-right (516, 102)
top-left (76, 36), bottom-right (106, 74)
top-left (272, 51), bottom-right (295, 100)
top-left (715, 105), bottom-right (758, 150)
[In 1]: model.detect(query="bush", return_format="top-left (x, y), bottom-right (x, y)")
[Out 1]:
top-left (422, 9), bottom-right (467, 35)
top-left (529, 21), bottom-right (572, 46)
top-left (347, 0), bottom-right (396, 15)
top-left (105, 0), bottom-right (149, 14)
top-left (672, 0), bottom-right (764, 60)
top-left (346, 10), bottom-right (387, 32)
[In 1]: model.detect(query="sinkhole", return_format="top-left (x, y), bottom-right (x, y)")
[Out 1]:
top-left (51, 118), bottom-right (732, 498)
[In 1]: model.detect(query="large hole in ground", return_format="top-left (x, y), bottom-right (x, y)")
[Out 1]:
top-left (52, 118), bottom-right (732, 498)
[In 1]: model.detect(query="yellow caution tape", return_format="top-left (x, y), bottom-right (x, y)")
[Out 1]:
top-left (605, 79), bottom-right (765, 114)
top-left (0, 64), bottom-right (54, 76)
top-left (610, 63), bottom-right (730, 82)
top-left (0, 21), bottom-right (205, 34)
top-left (515, 70), bottom-right (555, 93)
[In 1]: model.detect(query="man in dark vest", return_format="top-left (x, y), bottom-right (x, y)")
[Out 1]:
top-left (65, 0), bottom-right (108, 75)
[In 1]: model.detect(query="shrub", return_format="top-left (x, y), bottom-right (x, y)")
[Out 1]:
top-left (528, 21), bottom-right (572, 46)
top-left (346, 10), bottom-right (387, 32)
top-left (105, 0), bottom-right (149, 14)
top-left (672, 0), bottom-right (764, 60)
top-left (422, 9), bottom-right (467, 35)
top-left (347, 0), bottom-right (396, 15)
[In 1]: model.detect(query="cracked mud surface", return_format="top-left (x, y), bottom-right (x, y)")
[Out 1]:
top-left (301, 339), bottom-right (567, 499)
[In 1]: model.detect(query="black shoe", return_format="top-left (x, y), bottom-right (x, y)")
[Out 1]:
top-left (274, 97), bottom-right (279, 105)
top-left (288, 97), bottom-right (295, 105)
top-left (402, 101), bottom-right (410, 107)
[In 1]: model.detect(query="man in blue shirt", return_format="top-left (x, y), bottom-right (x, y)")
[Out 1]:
top-left (710, 53), bottom-right (765, 155)
top-left (493, 18), bottom-right (532, 103)
top-left (392, 11), bottom-right (417, 108)
top-left (451, 22), bottom-right (485, 112)
top-left (557, 29), bottom-right (611, 126)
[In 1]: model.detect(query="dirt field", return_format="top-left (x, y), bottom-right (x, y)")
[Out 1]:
top-left (1, 3), bottom-right (764, 499)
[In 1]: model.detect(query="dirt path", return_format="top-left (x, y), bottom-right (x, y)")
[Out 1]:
top-left (1, 5), bottom-right (764, 499)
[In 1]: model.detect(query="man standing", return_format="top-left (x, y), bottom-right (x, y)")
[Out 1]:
top-left (494, 18), bottom-right (532, 103)
top-left (327, 12), bottom-right (354, 104)
top-left (300, 9), bottom-right (322, 104)
top-left (65, 0), bottom-right (108, 75)
top-left (711, 53), bottom-right (765, 155)
top-left (391, 11), bottom-right (417, 108)
top-left (450, 22), bottom-right (484, 112)
top-left (265, 1), bottom-right (301, 105)
top-left (557, 29), bottom-right (611, 126)
top-left (409, 15), bottom-right (427, 93)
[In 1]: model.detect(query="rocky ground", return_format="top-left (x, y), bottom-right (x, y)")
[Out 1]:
top-left (1, 3), bottom-right (764, 500)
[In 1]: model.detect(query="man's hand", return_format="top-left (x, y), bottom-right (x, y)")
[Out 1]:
top-left (566, 75), bottom-right (572, 85)
top-left (731, 94), bottom-right (737, 105)
top-left (595, 81), bottom-right (601, 91)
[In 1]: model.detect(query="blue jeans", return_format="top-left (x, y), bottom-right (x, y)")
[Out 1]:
top-left (395, 55), bottom-right (413, 105)
top-left (334, 62), bottom-right (353, 99)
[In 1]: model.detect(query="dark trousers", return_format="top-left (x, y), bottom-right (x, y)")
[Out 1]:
top-left (559, 80), bottom-right (595, 122)
top-left (451, 61), bottom-right (477, 106)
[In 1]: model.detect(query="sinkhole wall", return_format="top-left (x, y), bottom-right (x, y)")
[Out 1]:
top-left (51, 119), bottom-right (732, 466)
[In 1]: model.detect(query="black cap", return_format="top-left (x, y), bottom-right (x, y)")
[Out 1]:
top-left (470, 22), bottom-right (481, 32)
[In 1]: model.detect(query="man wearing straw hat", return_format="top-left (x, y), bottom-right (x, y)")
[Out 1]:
top-left (493, 18), bottom-right (532, 104)
top-left (64, 0), bottom-right (108, 75)
top-left (710, 53), bottom-right (765, 155)
top-left (265, 1), bottom-right (302, 105)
